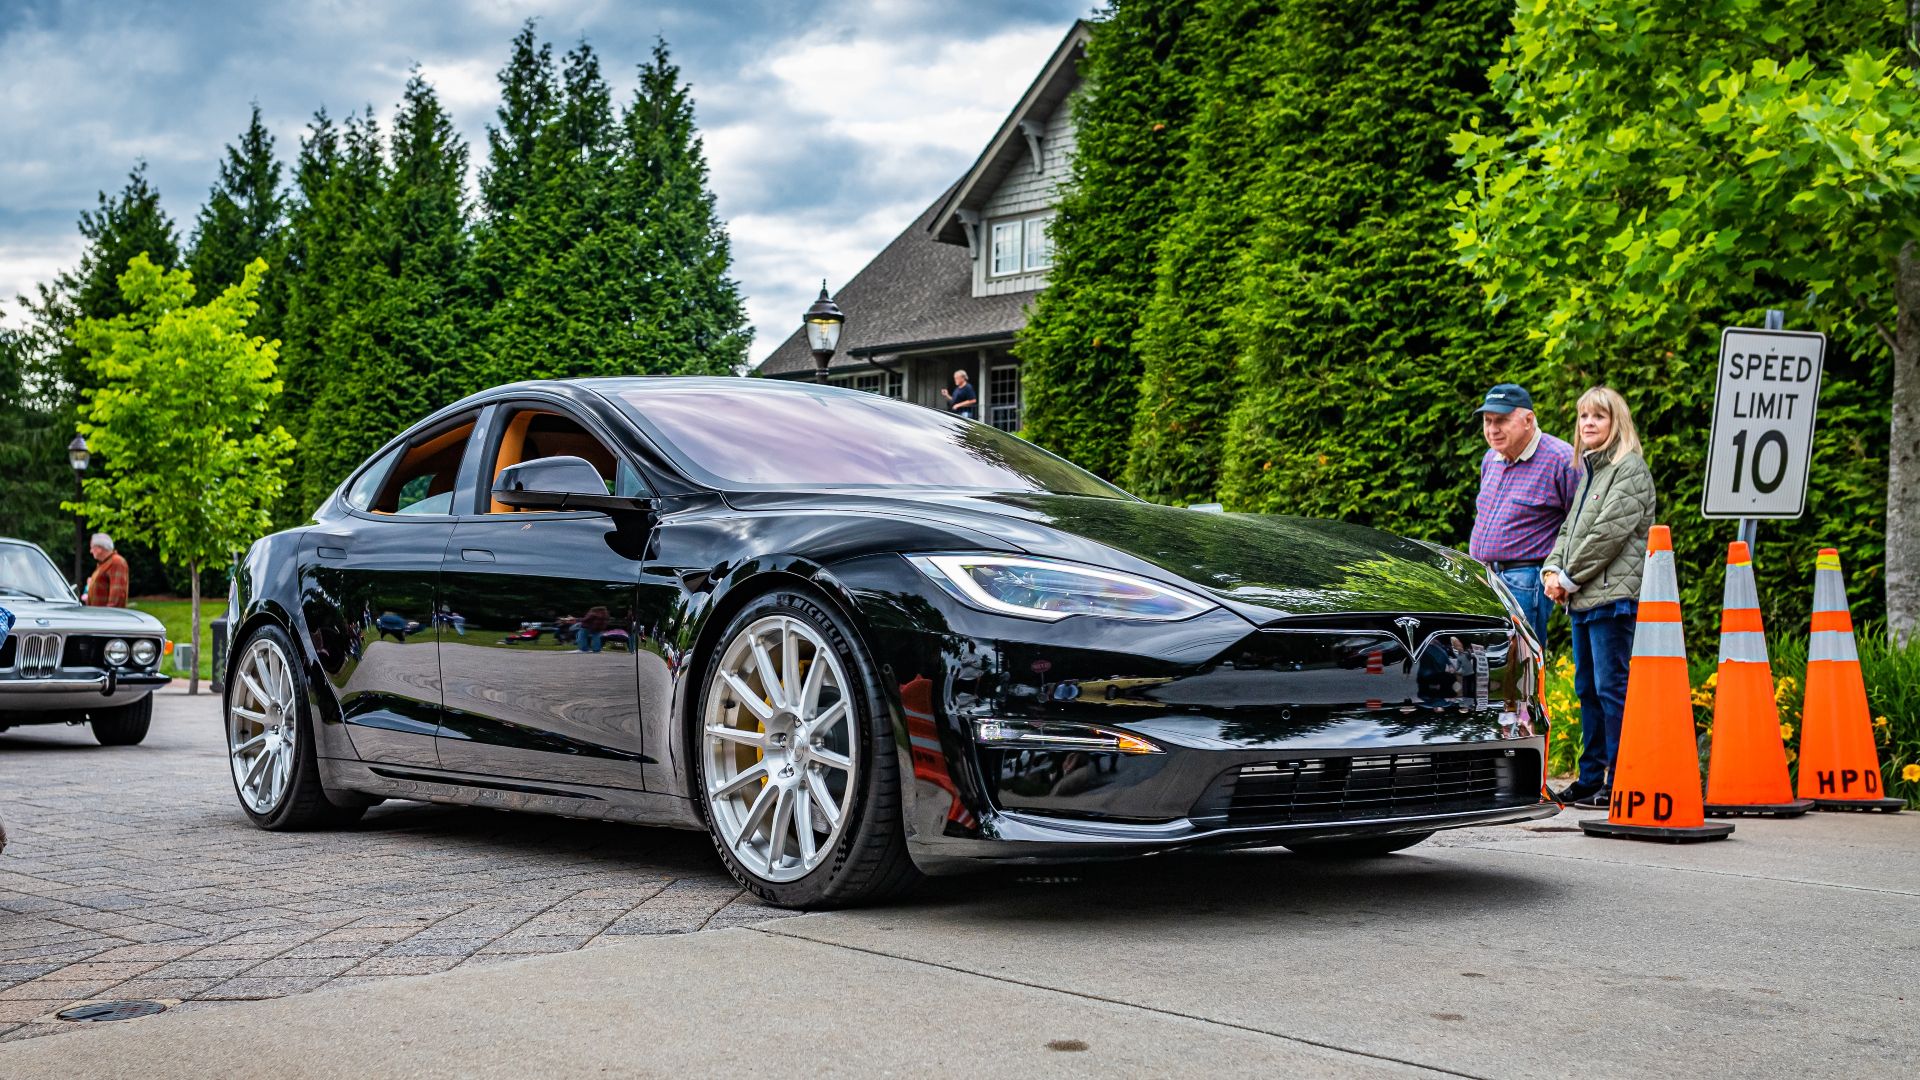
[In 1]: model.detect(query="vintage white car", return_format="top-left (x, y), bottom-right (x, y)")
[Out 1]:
top-left (0, 537), bottom-right (170, 745)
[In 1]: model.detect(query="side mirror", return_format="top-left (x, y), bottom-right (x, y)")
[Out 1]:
top-left (492, 456), bottom-right (653, 514)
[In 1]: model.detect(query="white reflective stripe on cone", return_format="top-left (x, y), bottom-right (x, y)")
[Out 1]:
top-left (1639, 550), bottom-right (1680, 604)
top-left (1724, 566), bottom-right (1760, 610)
top-left (1814, 569), bottom-right (1849, 613)
top-left (1717, 630), bottom-right (1769, 664)
top-left (1632, 620), bottom-right (1686, 659)
top-left (1809, 630), bottom-right (1859, 663)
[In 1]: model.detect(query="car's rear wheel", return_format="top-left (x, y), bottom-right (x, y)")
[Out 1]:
top-left (226, 624), bottom-right (365, 830)
top-left (1282, 832), bottom-right (1434, 859)
top-left (89, 695), bottom-right (152, 745)
top-left (695, 591), bottom-right (918, 909)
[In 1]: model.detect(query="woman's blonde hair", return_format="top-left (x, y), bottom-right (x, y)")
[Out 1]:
top-left (1576, 386), bottom-right (1642, 463)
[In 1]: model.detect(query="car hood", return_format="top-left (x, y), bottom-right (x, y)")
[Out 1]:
top-left (733, 490), bottom-right (1505, 622)
top-left (0, 597), bottom-right (166, 633)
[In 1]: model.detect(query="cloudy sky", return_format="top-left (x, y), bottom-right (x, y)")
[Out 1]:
top-left (0, 0), bottom-right (1088, 362)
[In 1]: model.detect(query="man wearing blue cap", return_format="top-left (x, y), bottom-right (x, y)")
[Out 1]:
top-left (1471, 383), bottom-right (1578, 648)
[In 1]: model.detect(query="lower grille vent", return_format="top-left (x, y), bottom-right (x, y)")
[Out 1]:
top-left (1199, 747), bottom-right (1533, 827)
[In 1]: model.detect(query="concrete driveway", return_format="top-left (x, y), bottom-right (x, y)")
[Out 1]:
top-left (2, 687), bottom-right (1914, 1077)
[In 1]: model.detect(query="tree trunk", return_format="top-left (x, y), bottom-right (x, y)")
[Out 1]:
top-left (1892, 241), bottom-right (1920, 642)
top-left (188, 558), bottom-right (201, 696)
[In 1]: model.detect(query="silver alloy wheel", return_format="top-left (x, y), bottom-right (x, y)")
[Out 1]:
top-left (228, 636), bottom-right (298, 815)
top-left (703, 614), bottom-right (857, 883)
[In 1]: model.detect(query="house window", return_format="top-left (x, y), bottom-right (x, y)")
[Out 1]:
top-left (835, 370), bottom-right (904, 399)
top-left (1023, 215), bottom-right (1053, 271)
top-left (990, 222), bottom-right (1023, 277)
top-left (988, 364), bottom-right (1022, 432)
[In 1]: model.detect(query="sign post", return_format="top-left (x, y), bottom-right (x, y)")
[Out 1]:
top-left (1701, 313), bottom-right (1825, 551)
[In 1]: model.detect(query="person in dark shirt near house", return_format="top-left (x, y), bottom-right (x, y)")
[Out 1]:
top-left (940, 369), bottom-right (978, 421)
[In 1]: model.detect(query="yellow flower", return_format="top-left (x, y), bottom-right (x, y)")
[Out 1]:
top-left (1784, 748), bottom-right (1796, 764)
top-left (1703, 672), bottom-right (1718, 688)
top-left (1779, 723), bottom-right (1794, 741)
top-left (1903, 764), bottom-right (1920, 783)
top-left (1875, 715), bottom-right (1891, 728)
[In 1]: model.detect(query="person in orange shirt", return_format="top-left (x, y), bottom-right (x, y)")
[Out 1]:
top-left (85, 533), bottom-right (130, 608)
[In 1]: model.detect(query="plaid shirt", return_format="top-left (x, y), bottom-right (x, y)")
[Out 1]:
top-left (1469, 430), bottom-right (1579, 563)
top-left (86, 552), bottom-right (129, 608)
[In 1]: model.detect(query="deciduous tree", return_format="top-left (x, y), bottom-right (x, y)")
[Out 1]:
top-left (68, 255), bottom-right (294, 694)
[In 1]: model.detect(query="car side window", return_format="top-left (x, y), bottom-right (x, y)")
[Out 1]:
top-left (345, 446), bottom-right (401, 511)
top-left (483, 408), bottom-right (645, 513)
top-left (370, 417), bottom-right (478, 516)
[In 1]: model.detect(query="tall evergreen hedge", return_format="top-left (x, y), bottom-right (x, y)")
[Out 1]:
top-left (1023, 0), bottom-right (1893, 636)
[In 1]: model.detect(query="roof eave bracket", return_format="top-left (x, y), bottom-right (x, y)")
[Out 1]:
top-left (956, 209), bottom-right (982, 258)
top-left (1017, 119), bottom-right (1046, 175)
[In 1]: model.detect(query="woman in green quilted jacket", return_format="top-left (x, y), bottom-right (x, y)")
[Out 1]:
top-left (1542, 387), bottom-right (1656, 809)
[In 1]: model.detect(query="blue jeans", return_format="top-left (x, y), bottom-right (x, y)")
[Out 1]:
top-left (1570, 599), bottom-right (1636, 791)
top-left (579, 630), bottom-right (604, 653)
top-left (1498, 566), bottom-right (1553, 651)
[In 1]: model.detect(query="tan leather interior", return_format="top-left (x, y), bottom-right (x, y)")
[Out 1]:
top-left (488, 410), bottom-right (617, 513)
top-left (375, 421), bottom-right (474, 513)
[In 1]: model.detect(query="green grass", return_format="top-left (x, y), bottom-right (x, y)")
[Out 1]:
top-left (126, 597), bottom-right (223, 683)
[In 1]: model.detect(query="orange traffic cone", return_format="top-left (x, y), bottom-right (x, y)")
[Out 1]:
top-left (1581, 525), bottom-right (1734, 842)
top-left (1704, 542), bottom-right (1813, 817)
top-left (1797, 549), bottom-right (1903, 812)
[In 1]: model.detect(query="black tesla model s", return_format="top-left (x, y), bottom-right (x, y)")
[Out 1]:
top-left (226, 376), bottom-right (1555, 907)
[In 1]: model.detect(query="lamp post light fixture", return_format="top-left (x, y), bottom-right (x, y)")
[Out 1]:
top-left (803, 281), bottom-right (845, 385)
top-left (67, 435), bottom-right (89, 587)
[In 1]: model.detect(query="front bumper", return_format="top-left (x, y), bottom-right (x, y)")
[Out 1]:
top-left (831, 553), bottom-right (1553, 875)
top-left (0, 669), bottom-right (169, 712)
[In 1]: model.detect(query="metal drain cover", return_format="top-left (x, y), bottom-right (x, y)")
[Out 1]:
top-left (57, 1000), bottom-right (168, 1022)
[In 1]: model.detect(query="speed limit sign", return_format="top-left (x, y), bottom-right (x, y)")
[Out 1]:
top-left (1701, 327), bottom-right (1825, 519)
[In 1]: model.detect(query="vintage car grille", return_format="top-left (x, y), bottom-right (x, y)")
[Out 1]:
top-left (1193, 747), bottom-right (1538, 828)
top-left (5, 632), bottom-right (63, 678)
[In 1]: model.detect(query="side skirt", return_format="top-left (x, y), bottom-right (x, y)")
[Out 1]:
top-left (319, 756), bottom-right (704, 830)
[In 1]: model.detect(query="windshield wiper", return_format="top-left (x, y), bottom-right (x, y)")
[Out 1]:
top-left (0, 587), bottom-right (48, 601)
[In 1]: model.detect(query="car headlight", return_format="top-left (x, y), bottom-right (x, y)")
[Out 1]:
top-left (131, 638), bottom-right (159, 666)
top-left (908, 554), bottom-right (1216, 622)
top-left (1485, 569), bottom-right (1540, 652)
top-left (103, 638), bottom-right (131, 666)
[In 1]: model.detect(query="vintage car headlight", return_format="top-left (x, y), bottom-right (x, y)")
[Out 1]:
top-left (908, 554), bottom-right (1216, 622)
top-left (103, 638), bottom-right (131, 666)
top-left (131, 638), bottom-right (159, 666)
top-left (1485, 569), bottom-right (1540, 652)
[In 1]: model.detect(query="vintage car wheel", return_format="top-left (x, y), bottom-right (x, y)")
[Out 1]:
top-left (226, 624), bottom-right (366, 830)
top-left (1282, 832), bottom-right (1435, 859)
top-left (695, 591), bottom-right (918, 909)
top-left (89, 695), bottom-right (152, 746)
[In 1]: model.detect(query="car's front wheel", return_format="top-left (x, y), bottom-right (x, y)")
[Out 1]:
top-left (90, 695), bottom-right (153, 746)
top-left (226, 624), bottom-right (365, 829)
top-left (695, 591), bottom-right (918, 909)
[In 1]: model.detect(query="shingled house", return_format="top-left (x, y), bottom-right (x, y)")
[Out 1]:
top-left (755, 21), bottom-right (1089, 433)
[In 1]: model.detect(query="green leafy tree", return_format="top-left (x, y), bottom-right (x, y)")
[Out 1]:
top-left (1018, 1), bottom-right (1201, 481)
top-left (67, 255), bottom-right (294, 694)
top-left (1219, 0), bottom-right (1528, 543)
top-left (0, 324), bottom-right (73, 566)
top-left (277, 108), bottom-right (387, 522)
top-left (189, 104), bottom-right (287, 295)
top-left (1450, 0), bottom-right (1915, 635)
top-left (299, 74), bottom-right (476, 508)
top-left (16, 165), bottom-right (182, 593)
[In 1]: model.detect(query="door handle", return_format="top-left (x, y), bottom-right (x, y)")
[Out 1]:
top-left (461, 548), bottom-right (495, 563)
top-left (317, 545), bottom-right (347, 560)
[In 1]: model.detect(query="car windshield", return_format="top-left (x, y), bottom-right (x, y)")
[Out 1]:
top-left (0, 543), bottom-right (74, 601)
top-left (609, 384), bottom-right (1130, 498)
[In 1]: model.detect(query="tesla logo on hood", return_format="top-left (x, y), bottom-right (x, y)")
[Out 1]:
top-left (1393, 616), bottom-right (1422, 650)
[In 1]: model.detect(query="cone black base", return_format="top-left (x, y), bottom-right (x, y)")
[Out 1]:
top-left (1812, 797), bottom-right (1904, 813)
top-left (1705, 799), bottom-right (1815, 818)
top-left (1579, 819), bottom-right (1734, 843)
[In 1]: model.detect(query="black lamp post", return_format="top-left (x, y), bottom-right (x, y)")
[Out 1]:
top-left (803, 281), bottom-right (845, 385)
top-left (67, 435), bottom-right (89, 586)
